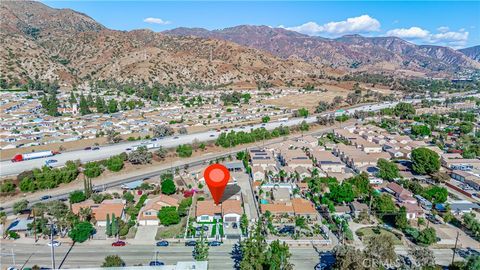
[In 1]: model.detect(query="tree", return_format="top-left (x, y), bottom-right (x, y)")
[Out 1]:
top-left (297, 108), bottom-right (309, 118)
top-left (176, 144), bottom-right (193, 158)
top-left (106, 155), bottom-right (124, 172)
top-left (128, 146), bottom-right (152, 164)
top-left (408, 245), bottom-right (435, 268)
top-left (430, 171), bottom-right (450, 183)
top-left (411, 148), bottom-right (440, 175)
top-left (412, 125), bottom-right (432, 137)
top-left (465, 255), bottom-right (480, 270)
top-left (79, 94), bottom-right (91, 115)
top-left (84, 162), bottom-right (103, 178)
top-left (299, 120), bottom-right (309, 131)
top-left (178, 127), bottom-right (188, 134)
top-left (13, 199), bottom-right (29, 214)
top-left (106, 129), bottom-right (121, 144)
top-left (177, 197), bottom-right (192, 217)
top-left (158, 206), bottom-right (180, 225)
top-left (377, 158), bottom-right (400, 180)
top-left (68, 221), bottom-right (94, 243)
top-left (95, 96), bottom-right (106, 113)
top-left (373, 194), bottom-right (397, 220)
top-left (458, 122), bottom-right (474, 134)
top-left (193, 229), bottom-right (209, 261)
top-left (161, 179), bottom-right (176, 195)
top-left (394, 102), bottom-right (415, 118)
top-left (265, 240), bottom-right (294, 270)
top-left (69, 190), bottom-right (86, 204)
top-left (122, 192), bottom-right (134, 203)
top-left (111, 213), bottom-right (119, 237)
top-left (262, 116), bottom-right (270, 123)
top-left (102, 255), bottom-right (125, 267)
top-left (107, 99), bottom-right (118, 113)
top-left (154, 147), bottom-right (168, 160)
top-left (327, 182), bottom-right (354, 203)
top-left (240, 213), bottom-right (249, 236)
top-left (106, 214), bottom-right (112, 237)
top-left (395, 206), bottom-right (408, 230)
top-left (0, 180), bottom-right (16, 193)
top-left (423, 186), bottom-right (448, 204)
top-left (315, 101), bottom-right (330, 113)
top-left (69, 91), bottom-right (76, 105)
top-left (153, 125), bottom-right (174, 138)
top-left (333, 245), bottom-right (368, 270)
top-left (365, 234), bottom-right (397, 267)
top-left (416, 227), bottom-right (437, 246)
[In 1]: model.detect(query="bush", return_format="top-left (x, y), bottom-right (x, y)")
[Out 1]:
top-left (8, 231), bottom-right (20, 239)
top-left (158, 206), bottom-right (180, 226)
top-left (0, 180), bottom-right (16, 193)
top-left (161, 179), bottom-right (176, 195)
top-left (176, 144), bottom-right (193, 158)
top-left (69, 190), bottom-right (86, 204)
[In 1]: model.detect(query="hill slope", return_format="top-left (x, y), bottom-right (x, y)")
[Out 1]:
top-left (165, 25), bottom-right (480, 76)
top-left (0, 1), bottom-right (319, 88)
top-left (459, 45), bottom-right (480, 62)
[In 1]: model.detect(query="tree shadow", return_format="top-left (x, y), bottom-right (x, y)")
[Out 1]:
top-left (58, 242), bottom-right (75, 269)
top-left (230, 242), bottom-right (242, 270)
top-left (220, 184), bottom-right (241, 202)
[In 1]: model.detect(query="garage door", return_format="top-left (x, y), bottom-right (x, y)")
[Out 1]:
top-left (225, 216), bottom-right (237, 222)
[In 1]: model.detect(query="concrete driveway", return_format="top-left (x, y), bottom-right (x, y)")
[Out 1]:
top-left (132, 225), bottom-right (158, 244)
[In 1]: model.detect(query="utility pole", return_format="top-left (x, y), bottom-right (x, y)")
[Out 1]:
top-left (451, 231), bottom-right (460, 265)
top-left (50, 223), bottom-right (55, 270)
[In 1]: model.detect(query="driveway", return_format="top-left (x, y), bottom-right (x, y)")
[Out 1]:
top-left (132, 225), bottom-right (157, 244)
top-left (233, 172), bottom-right (259, 221)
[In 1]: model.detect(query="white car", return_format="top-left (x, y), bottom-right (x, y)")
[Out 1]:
top-left (47, 240), bottom-right (61, 247)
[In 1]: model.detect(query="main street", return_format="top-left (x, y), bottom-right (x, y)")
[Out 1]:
top-left (0, 101), bottom-right (403, 177)
top-left (0, 241), bottom-right (461, 269)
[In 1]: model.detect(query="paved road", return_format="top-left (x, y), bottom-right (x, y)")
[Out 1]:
top-left (0, 241), bottom-right (464, 269)
top-left (0, 101), bottom-right (405, 177)
top-left (0, 241), bottom-right (324, 270)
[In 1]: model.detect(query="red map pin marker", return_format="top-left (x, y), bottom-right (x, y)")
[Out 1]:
top-left (203, 164), bottom-right (230, 205)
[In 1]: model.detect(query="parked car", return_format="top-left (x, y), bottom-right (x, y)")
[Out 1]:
top-left (232, 223), bottom-right (238, 229)
top-left (58, 198), bottom-right (68, 202)
top-left (84, 147), bottom-right (92, 150)
top-left (208, 241), bottom-right (222, 246)
top-left (156, 240), bottom-right (169, 247)
top-left (46, 159), bottom-right (58, 164)
top-left (112, 241), bottom-right (126, 247)
top-left (40, 195), bottom-right (52, 201)
top-left (47, 240), bottom-right (61, 247)
top-left (196, 225), bottom-right (209, 231)
top-left (149, 261), bottom-right (164, 266)
top-left (173, 136), bottom-right (179, 139)
top-left (210, 134), bottom-right (215, 137)
top-left (125, 148), bottom-right (132, 151)
top-left (92, 147), bottom-right (100, 150)
top-left (185, 241), bottom-right (196, 246)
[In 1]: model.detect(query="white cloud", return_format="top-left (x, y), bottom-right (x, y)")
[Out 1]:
top-left (437, 26), bottom-right (449, 33)
top-left (386, 27), bottom-right (430, 39)
top-left (386, 26), bottom-right (469, 48)
top-left (284, 15), bottom-right (380, 36)
top-left (143, 17), bottom-right (171, 25)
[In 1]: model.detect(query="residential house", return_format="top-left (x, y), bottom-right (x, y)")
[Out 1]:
top-left (451, 170), bottom-right (480, 191)
top-left (386, 182), bottom-right (416, 204)
top-left (137, 195), bottom-right (179, 226)
top-left (196, 200), bottom-right (222, 223)
top-left (72, 199), bottom-right (125, 227)
top-left (292, 198), bottom-right (318, 221)
top-left (222, 199), bottom-right (243, 223)
top-left (350, 201), bottom-right (369, 218)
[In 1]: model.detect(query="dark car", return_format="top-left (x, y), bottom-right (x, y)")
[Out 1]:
top-left (208, 241), bottom-right (222, 246)
top-left (112, 241), bottom-right (126, 247)
top-left (40, 195), bottom-right (52, 201)
top-left (92, 147), bottom-right (100, 150)
top-left (126, 148), bottom-right (132, 151)
top-left (173, 136), bottom-right (179, 139)
top-left (278, 226), bottom-right (295, 234)
top-left (156, 241), bottom-right (169, 247)
top-left (196, 225), bottom-right (209, 231)
top-left (185, 240), bottom-right (196, 246)
top-left (149, 261), bottom-right (164, 266)
top-left (58, 198), bottom-right (68, 202)
top-left (84, 147), bottom-right (92, 150)
top-left (232, 223), bottom-right (238, 229)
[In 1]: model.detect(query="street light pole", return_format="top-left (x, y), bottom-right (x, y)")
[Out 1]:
top-left (50, 223), bottom-right (55, 269)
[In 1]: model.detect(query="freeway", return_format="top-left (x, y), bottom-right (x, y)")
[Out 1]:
top-left (0, 101), bottom-right (401, 177)
top-left (0, 241), bottom-right (462, 269)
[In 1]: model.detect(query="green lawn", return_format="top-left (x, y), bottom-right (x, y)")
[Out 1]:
top-left (356, 227), bottom-right (403, 245)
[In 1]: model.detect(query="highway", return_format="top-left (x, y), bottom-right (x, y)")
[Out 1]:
top-left (0, 101), bottom-right (401, 177)
top-left (0, 241), bottom-right (462, 269)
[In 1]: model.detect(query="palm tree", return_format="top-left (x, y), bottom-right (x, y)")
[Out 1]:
top-left (79, 207), bottom-right (92, 222)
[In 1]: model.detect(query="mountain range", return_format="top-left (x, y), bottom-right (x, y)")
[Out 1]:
top-left (1, 0), bottom-right (479, 89)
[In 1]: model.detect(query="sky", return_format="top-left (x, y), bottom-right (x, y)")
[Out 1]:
top-left (42, 1), bottom-right (480, 48)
